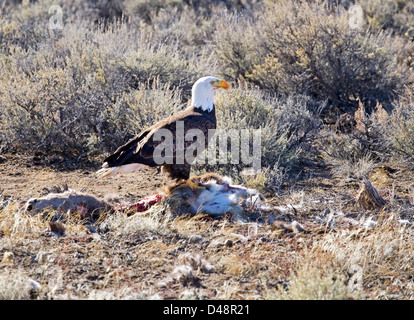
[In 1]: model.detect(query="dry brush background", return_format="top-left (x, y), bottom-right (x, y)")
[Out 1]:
top-left (1, 0), bottom-right (414, 300)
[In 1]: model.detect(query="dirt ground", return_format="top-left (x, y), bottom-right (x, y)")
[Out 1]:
top-left (1, 153), bottom-right (414, 300)
top-left (0, 154), bottom-right (166, 201)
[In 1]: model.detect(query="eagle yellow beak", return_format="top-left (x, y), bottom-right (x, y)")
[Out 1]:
top-left (213, 80), bottom-right (230, 90)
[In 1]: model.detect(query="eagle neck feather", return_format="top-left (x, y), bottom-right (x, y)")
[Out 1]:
top-left (191, 86), bottom-right (215, 112)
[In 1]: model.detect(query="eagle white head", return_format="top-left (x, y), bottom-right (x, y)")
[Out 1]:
top-left (191, 76), bottom-right (229, 112)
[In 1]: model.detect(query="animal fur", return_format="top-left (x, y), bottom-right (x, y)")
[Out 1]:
top-left (25, 189), bottom-right (113, 219)
top-left (162, 173), bottom-right (267, 219)
top-left (24, 173), bottom-right (267, 222)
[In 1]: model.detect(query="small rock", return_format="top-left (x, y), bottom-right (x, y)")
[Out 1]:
top-left (35, 252), bottom-right (45, 264)
top-left (267, 216), bottom-right (276, 224)
top-left (248, 223), bottom-right (258, 238)
top-left (1, 251), bottom-right (14, 264)
top-left (210, 239), bottom-right (223, 249)
top-left (224, 239), bottom-right (233, 247)
top-left (179, 289), bottom-right (199, 300)
top-left (28, 279), bottom-right (42, 294)
top-left (398, 219), bottom-right (411, 226)
top-left (291, 221), bottom-right (305, 233)
top-left (228, 233), bottom-right (248, 243)
top-left (189, 234), bottom-right (203, 243)
top-left (362, 219), bottom-right (377, 230)
top-left (178, 253), bottom-right (215, 273)
top-left (87, 224), bottom-right (97, 233)
top-left (170, 265), bottom-right (194, 284)
top-left (49, 222), bottom-right (65, 236)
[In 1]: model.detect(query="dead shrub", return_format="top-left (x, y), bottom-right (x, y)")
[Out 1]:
top-left (317, 99), bottom-right (395, 179)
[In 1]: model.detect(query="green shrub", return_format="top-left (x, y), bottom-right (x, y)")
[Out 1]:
top-left (260, 2), bottom-right (401, 108)
top-left (377, 90), bottom-right (414, 163)
top-left (0, 21), bottom-right (202, 157)
top-left (214, 1), bottom-right (402, 111)
top-left (0, 0), bottom-right (56, 52)
top-left (212, 12), bottom-right (261, 82)
top-left (124, 0), bottom-right (183, 24)
top-left (267, 267), bottom-right (350, 300)
top-left (357, 0), bottom-right (414, 36)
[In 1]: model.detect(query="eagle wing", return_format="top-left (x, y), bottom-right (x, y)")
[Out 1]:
top-left (97, 107), bottom-right (216, 178)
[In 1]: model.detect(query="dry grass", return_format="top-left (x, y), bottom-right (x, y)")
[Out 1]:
top-left (2, 160), bottom-right (414, 301)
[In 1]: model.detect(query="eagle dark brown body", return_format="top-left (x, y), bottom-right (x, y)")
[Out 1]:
top-left (101, 106), bottom-right (216, 181)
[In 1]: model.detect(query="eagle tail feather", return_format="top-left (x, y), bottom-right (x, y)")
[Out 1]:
top-left (96, 167), bottom-right (120, 178)
top-left (96, 163), bottom-right (148, 178)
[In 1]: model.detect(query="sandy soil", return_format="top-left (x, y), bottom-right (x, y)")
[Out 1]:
top-left (1, 154), bottom-right (414, 300)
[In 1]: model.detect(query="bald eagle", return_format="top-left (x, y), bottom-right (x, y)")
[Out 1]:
top-left (96, 76), bottom-right (229, 181)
